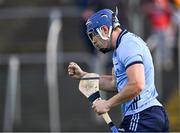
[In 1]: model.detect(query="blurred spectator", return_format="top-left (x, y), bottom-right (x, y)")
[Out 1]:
top-left (143, 0), bottom-right (176, 71)
top-left (172, 0), bottom-right (180, 55)
top-left (172, 0), bottom-right (180, 26)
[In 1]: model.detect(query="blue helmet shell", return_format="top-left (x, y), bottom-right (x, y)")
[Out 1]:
top-left (85, 8), bottom-right (120, 53)
top-left (86, 9), bottom-right (113, 33)
top-left (86, 9), bottom-right (120, 34)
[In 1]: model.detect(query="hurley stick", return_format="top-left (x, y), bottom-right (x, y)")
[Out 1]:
top-left (79, 73), bottom-right (119, 133)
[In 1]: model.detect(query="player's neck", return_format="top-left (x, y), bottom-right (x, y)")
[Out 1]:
top-left (111, 27), bottom-right (122, 49)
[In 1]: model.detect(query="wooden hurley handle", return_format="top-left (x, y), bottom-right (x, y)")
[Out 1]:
top-left (94, 98), bottom-right (112, 124)
top-left (102, 112), bottom-right (112, 124)
top-left (102, 112), bottom-right (119, 133)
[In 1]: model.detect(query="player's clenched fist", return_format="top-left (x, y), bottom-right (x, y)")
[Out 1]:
top-left (68, 62), bottom-right (87, 80)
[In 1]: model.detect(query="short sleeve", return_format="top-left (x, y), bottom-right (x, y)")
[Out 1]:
top-left (117, 41), bottom-right (143, 70)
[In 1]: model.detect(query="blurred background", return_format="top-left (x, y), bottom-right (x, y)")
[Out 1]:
top-left (0, 0), bottom-right (179, 132)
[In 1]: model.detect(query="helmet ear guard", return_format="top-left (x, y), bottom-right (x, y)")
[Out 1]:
top-left (96, 26), bottom-right (112, 40)
top-left (96, 7), bottom-right (119, 40)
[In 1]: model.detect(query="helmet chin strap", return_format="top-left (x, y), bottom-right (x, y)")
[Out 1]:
top-left (99, 47), bottom-right (112, 54)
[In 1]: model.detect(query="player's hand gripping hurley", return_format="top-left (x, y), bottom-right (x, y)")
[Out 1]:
top-left (79, 73), bottom-right (119, 133)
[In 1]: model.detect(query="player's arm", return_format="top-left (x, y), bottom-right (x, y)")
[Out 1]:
top-left (99, 68), bottom-right (116, 92)
top-left (107, 63), bottom-right (145, 108)
top-left (68, 62), bottom-right (87, 79)
top-left (68, 62), bottom-right (116, 91)
top-left (92, 63), bottom-right (145, 114)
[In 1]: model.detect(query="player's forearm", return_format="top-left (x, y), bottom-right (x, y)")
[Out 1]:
top-left (99, 75), bottom-right (116, 92)
top-left (107, 81), bottom-right (143, 108)
top-left (80, 72), bottom-right (116, 91)
top-left (80, 71), bottom-right (88, 78)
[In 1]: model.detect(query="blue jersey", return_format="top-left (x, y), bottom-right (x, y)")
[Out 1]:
top-left (112, 29), bottom-right (162, 116)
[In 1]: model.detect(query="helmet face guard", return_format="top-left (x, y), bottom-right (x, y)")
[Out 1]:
top-left (87, 28), bottom-right (98, 43)
top-left (86, 8), bottom-right (120, 53)
top-left (87, 27), bottom-right (113, 53)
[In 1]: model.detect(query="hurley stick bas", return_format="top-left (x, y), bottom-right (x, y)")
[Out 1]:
top-left (79, 73), bottom-right (119, 133)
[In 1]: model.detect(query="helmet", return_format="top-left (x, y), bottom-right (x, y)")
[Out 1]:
top-left (86, 8), bottom-right (120, 53)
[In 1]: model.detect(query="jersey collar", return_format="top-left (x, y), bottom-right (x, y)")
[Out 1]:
top-left (115, 29), bottom-right (128, 49)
